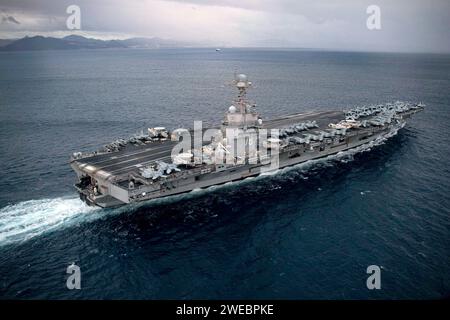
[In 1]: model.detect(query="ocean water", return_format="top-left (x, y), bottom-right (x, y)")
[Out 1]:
top-left (0, 48), bottom-right (449, 299)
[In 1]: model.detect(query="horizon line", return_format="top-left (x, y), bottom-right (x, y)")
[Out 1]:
top-left (1, 34), bottom-right (450, 55)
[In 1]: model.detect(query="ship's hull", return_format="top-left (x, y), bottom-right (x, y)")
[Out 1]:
top-left (70, 108), bottom-right (421, 208)
top-left (102, 123), bottom-right (395, 206)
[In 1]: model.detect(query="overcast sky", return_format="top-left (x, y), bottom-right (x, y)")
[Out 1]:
top-left (0, 0), bottom-right (449, 52)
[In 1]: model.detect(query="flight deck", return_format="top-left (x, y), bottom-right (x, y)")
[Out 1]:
top-left (73, 110), bottom-right (345, 180)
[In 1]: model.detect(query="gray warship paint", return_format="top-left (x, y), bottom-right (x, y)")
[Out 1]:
top-left (70, 75), bottom-right (424, 208)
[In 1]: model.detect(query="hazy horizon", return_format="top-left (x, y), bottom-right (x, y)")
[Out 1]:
top-left (1, 0), bottom-right (449, 53)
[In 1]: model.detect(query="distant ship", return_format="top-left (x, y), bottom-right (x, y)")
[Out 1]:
top-left (70, 74), bottom-right (424, 207)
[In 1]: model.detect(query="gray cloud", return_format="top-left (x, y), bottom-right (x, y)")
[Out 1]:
top-left (1, 15), bottom-right (20, 25)
top-left (0, 0), bottom-right (448, 52)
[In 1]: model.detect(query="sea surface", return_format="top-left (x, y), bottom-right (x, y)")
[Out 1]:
top-left (0, 48), bottom-right (449, 299)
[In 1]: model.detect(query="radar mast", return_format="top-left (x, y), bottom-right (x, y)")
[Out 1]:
top-left (223, 74), bottom-right (262, 130)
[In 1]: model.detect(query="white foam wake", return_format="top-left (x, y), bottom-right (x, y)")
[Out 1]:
top-left (0, 197), bottom-right (98, 247)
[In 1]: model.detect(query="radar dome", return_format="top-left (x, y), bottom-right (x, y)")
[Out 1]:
top-left (237, 74), bottom-right (247, 82)
top-left (228, 105), bottom-right (237, 113)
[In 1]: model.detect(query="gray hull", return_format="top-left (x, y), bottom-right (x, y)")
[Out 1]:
top-left (70, 108), bottom-right (422, 208)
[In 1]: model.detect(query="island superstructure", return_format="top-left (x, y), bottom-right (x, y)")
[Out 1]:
top-left (70, 74), bottom-right (424, 208)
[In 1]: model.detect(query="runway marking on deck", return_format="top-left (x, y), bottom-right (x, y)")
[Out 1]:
top-left (82, 143), bottom-right (174, 166)
top-left (96, 148), bottom-right (173, 171)
top-left (108, 156), bottom-right (172, 175)
top-left (263, 111), bottom-right (342, 129)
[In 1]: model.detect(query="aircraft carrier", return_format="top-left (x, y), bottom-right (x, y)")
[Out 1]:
top-left (70, 74), bottom-right (424, 208)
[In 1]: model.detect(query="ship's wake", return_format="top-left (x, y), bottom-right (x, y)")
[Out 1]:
top-left (0, 197), bottom-right (98, 247)
top-left (0, 125), bottom-right (402, 248)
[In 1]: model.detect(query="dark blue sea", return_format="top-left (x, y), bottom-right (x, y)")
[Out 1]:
top-left (0, 48), bottom-right (449, 299)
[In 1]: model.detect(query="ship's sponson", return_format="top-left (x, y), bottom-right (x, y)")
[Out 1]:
top-left (70, 105), bottom-right (423, 208)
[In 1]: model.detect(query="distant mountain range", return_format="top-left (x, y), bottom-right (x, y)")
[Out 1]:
top-left (0, 35), bottom-right (197, 51)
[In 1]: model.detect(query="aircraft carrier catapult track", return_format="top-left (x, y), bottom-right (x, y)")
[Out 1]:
top-left (70, 74), bottom-right (424, 208)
